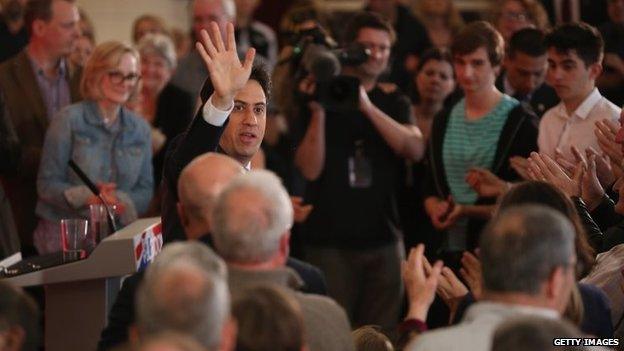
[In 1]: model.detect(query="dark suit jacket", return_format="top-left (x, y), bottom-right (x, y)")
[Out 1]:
top-left (151, 83), bottom-right (194, 189)
top-left (0, 49), bottom-right (81, 250)
top-left (96, 236), bottom-right (328, 351)
top-left (495, 71), bottom-right (560, 118)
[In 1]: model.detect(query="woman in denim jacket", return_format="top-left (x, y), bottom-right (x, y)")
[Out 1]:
top-left (34, 41), bottom-right (153, 254)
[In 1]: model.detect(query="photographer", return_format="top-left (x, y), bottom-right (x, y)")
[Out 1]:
top-left (294, 11), bottom-right (424, 331)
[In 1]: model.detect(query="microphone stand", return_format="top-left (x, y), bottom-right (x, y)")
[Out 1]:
top-left (68, 160), bottom-right (118, 234)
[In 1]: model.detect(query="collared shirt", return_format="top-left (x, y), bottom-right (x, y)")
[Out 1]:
top-left (538, 88), bottom-right (621, 161)
top-left (27, 53), bottom-right (71, 120)
top-left (407, 301), bottom-right (559, 351)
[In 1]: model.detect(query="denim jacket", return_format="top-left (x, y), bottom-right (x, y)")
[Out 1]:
top-left (36, 100), bottom-right (153, 224)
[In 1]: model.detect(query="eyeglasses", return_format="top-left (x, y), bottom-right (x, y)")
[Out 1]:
top-left (501, 11), bottom-right (529, 22)
top-left (107, 71), bottom-right (141, 85)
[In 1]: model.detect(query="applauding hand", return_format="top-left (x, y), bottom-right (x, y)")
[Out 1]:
top-left (196, 22), bottom-right (256, 110)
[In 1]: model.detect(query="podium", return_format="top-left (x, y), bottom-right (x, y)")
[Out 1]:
top-left (1, 218), bottom-right (162, 351)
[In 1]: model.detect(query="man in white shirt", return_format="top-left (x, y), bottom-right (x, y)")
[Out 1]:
top-left (538, 22), bottom-right (621, 161)
top-left (406, 204), bottom-right (577, 351)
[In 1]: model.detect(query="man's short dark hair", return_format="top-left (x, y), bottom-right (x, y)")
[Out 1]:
top-left (24, 0), bottom-right (76, 38)
top-left (342, 11), bottom-right (396, 45)
top-left (451, 21), bottom-right (504, 66)
top-left (0, 282), bottom-right (40, 351)
top-left (200, 62), bottom-right (271, 104)
top-left (544, 22), bottom-right (604, 67)
top-left (507, 28), bottom-right (547, 58)
top-left (480, 205), bottom-right (575, 295)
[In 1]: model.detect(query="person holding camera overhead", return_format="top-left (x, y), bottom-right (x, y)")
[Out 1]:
top-left (35, 42), bottom-right (153, 254)
top-left (294, 11), bottom-right (424, 331)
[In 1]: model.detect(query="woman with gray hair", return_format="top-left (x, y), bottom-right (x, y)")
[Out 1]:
top-left (135, 33), bottom-right (194, 211)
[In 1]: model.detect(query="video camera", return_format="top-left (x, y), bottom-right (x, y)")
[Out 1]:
top-left (284, 26), bottom-right (370, 112)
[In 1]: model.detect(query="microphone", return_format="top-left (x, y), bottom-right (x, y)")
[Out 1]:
top-left (68, 160), bottom-right (118, 233)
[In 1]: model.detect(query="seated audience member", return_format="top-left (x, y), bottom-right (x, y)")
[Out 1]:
top-left (412, 0), bottom-right (463, 49)
top-left (171, 0), bottom-right (235, 96)
top-left (138, 332), bottom-right (206, 351)
top-left (97, 153), bottom-right (326, 351)
top-left (0, 0), bottom-right (28, 63)
top-left (35, 41), bottom-right (153, 254)
top-left (234, 0), bottom-right (278, 67)
top-left (490, 0), bottom-right (549, 44)
top-left (406, 204), bottom-right (577, 351)
top-left (131, 14), bottom-right (169, 45)
top-left (496, 182), bottom-right (613, 338)
top-left (496, 28), bottom-right (559, 117)
top-left (135, 242), bottom-right (235, 351)
top-left (402, 48), bottom-right (456, 253)
top-left (365, 0), bottom-right (431, 90)
top-left (211, 170), bottom-right (354, 351)
top-left (598, 0), bottom-right (624, 106)
top-left (135, 33), bottom-right (194, 198)
top-left (352, 326), bottom-right (394, 351)
top-left (538, 22), bottom-right (621, 162)
top-left (423, 21), bottom-right (538, 262)
top-left (0, 282), bottom-right (40, 351)
top-left (491, 316), bottom-right (589, 351)
top-left (232, 285), bottom-right (307, 351)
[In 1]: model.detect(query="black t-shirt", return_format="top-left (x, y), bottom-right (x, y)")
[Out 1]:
top-left (297, 86), bottom-right (411, 249)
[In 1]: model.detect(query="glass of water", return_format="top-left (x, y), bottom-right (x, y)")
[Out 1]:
top-left (60, 219), bottom-right (89, 262)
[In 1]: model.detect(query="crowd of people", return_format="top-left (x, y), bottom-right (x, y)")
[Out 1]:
top-left (1, 0), bottom-right (624, 350)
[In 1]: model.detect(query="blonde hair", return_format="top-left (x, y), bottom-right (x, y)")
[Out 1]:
top-left (80, 41), bottom-right (140, 101)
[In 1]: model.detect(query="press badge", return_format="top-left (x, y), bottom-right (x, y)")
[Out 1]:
top-left (348, 140), bottom-right (372, 188)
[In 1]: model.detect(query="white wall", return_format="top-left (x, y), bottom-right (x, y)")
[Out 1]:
top-left (76, 0), bottom-right (191, 45)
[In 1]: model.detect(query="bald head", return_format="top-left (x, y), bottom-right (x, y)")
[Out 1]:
top-left (177, 153), bottom-right (243, 238)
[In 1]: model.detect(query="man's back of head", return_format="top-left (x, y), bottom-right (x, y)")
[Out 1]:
top-left (492, 316), bottom-right (587, 351)
top-left (480, 204), bottom-right (576, 311)
top-left (211, 169), bottom-right (293, 266)
top-left (136, 241), bottom-right (232, 351)
top-left (177, 152), bottom-right (244, 239)
top-left (0, 282), bottom-right (39, 351)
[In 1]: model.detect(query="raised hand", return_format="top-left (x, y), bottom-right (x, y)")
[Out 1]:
top-left (465, 167), bottom-right (507, 198)
top-left (402, 244), bottom-right (443, 321)
top-left (581, 154), bottom-right (606, 210)
top-left (196, 22), bottom-right (256, 109)
top-left (585, 146), bottom-right (616, 187)
top-left (459, 251), bottom-right (483, 300)
top-left (509, 156), bottom-right (530, 180)
top-left (595, 119), bottom-right (624, 173)
top-left (528, 152), bottom-right (583, 198)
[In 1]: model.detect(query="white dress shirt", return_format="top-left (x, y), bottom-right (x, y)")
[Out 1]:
top-left (538, 88), bottom-right (621, 161)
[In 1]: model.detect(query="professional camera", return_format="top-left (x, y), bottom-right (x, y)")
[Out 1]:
top-left (285, 26), bottom-right (370, 112)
